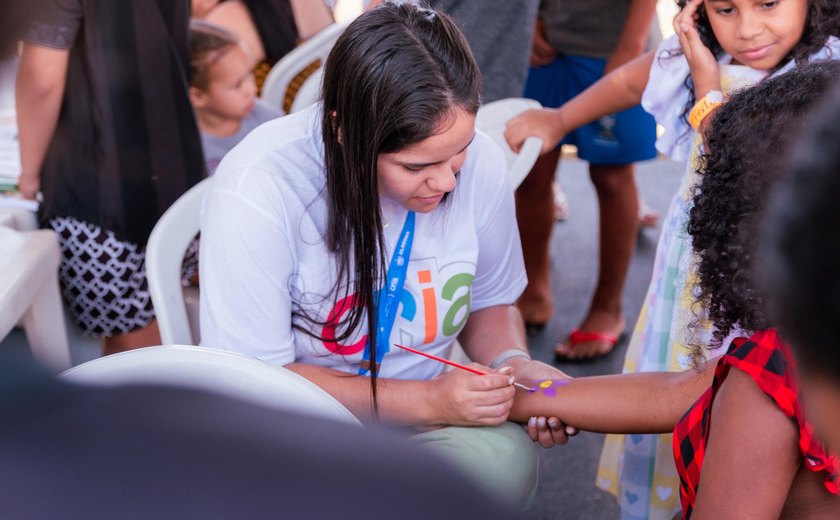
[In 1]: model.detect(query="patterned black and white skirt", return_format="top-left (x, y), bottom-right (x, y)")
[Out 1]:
top-left (48, 217), bottom-right (198, 338)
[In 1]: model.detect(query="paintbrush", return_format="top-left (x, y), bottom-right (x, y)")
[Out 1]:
top-left (394, 344), bottom-right (535, 392)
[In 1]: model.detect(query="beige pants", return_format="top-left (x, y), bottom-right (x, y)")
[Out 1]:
top-left (412, 421), bottom-right (539, 506)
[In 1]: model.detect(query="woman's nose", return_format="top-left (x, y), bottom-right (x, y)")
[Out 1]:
top-left (428, 165), bottom-right (457, 192)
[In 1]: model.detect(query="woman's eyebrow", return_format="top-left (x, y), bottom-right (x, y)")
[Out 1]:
top-left (398, 133), bottom-right (476, 168)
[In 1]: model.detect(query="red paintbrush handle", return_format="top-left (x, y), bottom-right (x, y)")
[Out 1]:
top-left (393, 344), bottom-right (487, 375)
top-left (394, 344), bottom-right (536, 392)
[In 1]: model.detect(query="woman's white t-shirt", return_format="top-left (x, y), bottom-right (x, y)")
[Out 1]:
top-left (199, 103), bottom-right (527, 380)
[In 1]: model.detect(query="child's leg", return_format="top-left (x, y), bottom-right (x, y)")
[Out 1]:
top-left (103, 320), bottom-right (161, 355)
top-left (516, 55), bottom-right (578, 331)
top-left (553, 60), bottom-right (656, 358)
top-left (515, 148), bottom-right (562, 329)
top-left (555, 163), bottom-right (638, 358)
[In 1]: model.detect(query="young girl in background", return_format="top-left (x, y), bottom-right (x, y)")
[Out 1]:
top-left (506, 0), bottom-right (840, 516)
top-left (510, 62), bottom-right (840, 518)
top-left (188, 20), bottom-right (280, 175)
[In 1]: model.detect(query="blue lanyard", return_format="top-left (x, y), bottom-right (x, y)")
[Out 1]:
top-left (359, 211), bottom-right (415, 375)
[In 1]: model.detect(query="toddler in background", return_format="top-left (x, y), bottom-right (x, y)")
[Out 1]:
top-left (188, 20), bottom-right (280, 175)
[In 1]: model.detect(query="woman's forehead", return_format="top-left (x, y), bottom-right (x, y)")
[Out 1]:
top-left (389, 108), bottom-right (475, 160)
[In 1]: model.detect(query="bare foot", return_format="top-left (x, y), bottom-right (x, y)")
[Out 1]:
top-left (553, 181), bottom-right (569, 221)
top-left (516, 294), bottom-right (553, 334)
top-left (554, 311), bottom-right (625, 360)
top-left (639, 202), bottom-right (659, 228)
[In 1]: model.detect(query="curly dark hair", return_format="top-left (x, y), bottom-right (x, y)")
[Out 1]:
top-left (686, 60), bottom-right (840, 362)
top-left (759, 83), bottom-right (840, 379)
top-left (672, 0), bottom-right (840, 131)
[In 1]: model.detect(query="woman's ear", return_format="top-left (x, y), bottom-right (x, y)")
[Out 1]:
top-left (189, 85), bottom-right (208, 109)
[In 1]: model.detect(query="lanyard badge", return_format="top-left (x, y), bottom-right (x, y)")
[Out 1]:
top-left (359, 211), bottom-right (415, 375)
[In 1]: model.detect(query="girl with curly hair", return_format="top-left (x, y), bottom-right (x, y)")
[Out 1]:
top-left (507, 0), bottom-right (840, 515)
top-left (509, 61), bottom-right (840, 519)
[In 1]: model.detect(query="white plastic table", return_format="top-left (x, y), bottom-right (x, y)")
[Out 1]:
top-left (0, 221), bottom-right (71, 371)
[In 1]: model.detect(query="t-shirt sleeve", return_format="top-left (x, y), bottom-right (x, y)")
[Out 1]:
top-left (467, 133), bottom-right (527, 311)
top-left (641, 34), bottom-right (694, 162)
top-left (199, 167), bottom-right (298, 366)
top-left (25, 0), bottom-right (83, 50)
top-left (723, 330), bottom-right (839, 492)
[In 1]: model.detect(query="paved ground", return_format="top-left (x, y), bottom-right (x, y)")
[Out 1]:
top-left (528, 154), bottom-right (683, 519)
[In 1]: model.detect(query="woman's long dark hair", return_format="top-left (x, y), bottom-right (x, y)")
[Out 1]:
top-left (686, 61), bottom-right (840, 365)
top-left (310, 2), bottom-right (480, 408)
top-left (671, 0), bottom-right (840, 129)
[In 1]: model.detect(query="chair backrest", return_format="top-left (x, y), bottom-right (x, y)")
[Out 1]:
top-left (146, 177), bottom-right (213, 345)
top-left (475, 97), bottom-right (544, 190)
top-left (289, 66), bottom-right (324, 114)
top-left (260, 22), bottom-right (348, 114)
top-left (61, 345), bottom-right (361, 425)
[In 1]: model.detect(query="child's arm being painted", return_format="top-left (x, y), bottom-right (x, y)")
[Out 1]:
top-left (505, 51), bottom-right (655, 154)
top-left (510, 358), bottom-right (718, 434)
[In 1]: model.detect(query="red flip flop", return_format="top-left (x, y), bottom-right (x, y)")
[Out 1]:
top-left (554, 329), bottom-right (620, 361)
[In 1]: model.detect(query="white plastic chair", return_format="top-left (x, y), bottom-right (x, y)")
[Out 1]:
top-left (475, 97), bottom-right (544, 190)
top-left (260, 22), bottom-right (348, 114)
top-left (146, 177), bottom-right (213, 345)
top-left (61, 345), bottom-right (360, 425)
top-left (289, 66), bottom-right (324, 114)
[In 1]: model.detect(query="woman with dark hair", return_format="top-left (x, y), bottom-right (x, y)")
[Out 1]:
top-left (759, 83), bottom-right (840, 459)
top-left (199, 2), bottom-right (569, 504)
top-left (201, 0), bottom-right (334, 94)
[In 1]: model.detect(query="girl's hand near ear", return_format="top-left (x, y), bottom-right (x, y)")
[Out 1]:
top-left (674, 0), bottom-right (722, 98)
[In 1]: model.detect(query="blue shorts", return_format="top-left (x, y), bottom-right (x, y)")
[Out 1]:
top-left (524, 54), bottom-right (657, 165)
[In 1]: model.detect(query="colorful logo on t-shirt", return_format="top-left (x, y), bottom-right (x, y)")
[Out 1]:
top-left (320, 262), bottom-right (474, 355)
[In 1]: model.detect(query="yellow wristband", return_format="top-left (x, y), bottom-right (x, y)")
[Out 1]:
top-left (689, 90), bottom-right (724, 130)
